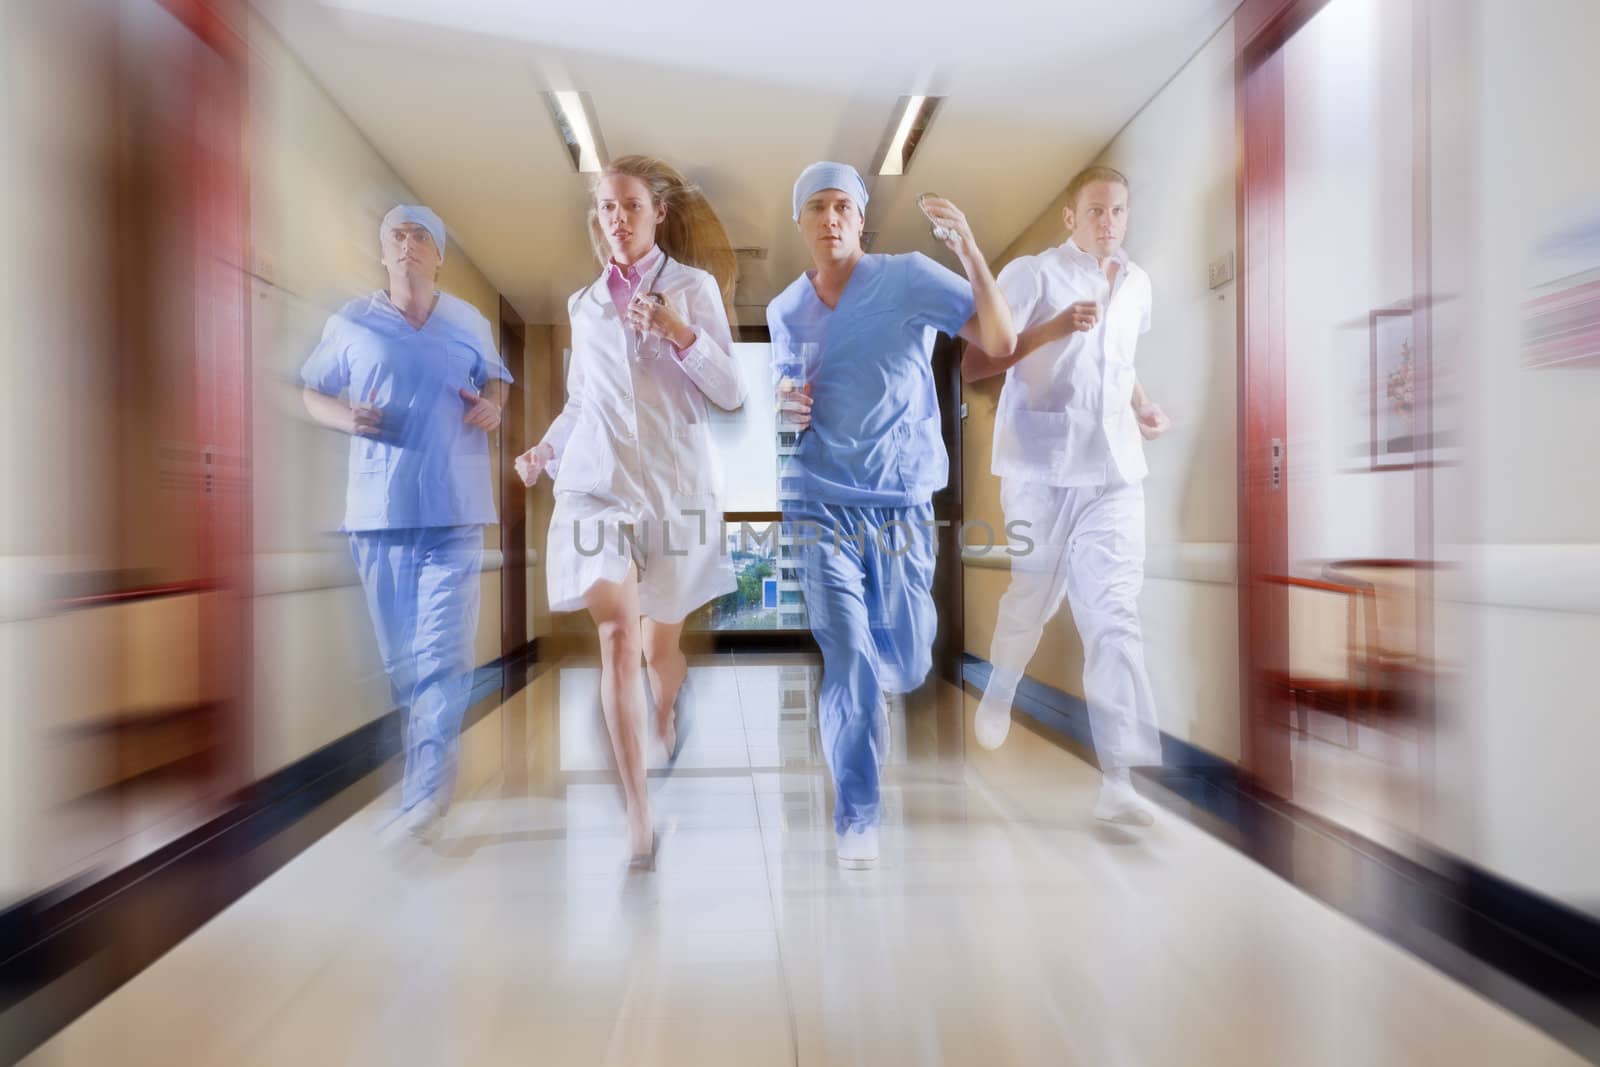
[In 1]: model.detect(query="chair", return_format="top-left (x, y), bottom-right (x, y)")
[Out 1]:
top-left (1321, 559), bottom-right (1438, 719)
top-left (1263, 575), bottom-right (1377, 745)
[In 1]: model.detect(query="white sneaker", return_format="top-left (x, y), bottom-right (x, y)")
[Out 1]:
top-left (836, 824), bottom-right (879, 869)
top-left (974, 693), bottom-right (1013, 750)
top-left (401, 797), bottom-right (446, 843)
top-left (1094, 769), bottom-right (1155, 826)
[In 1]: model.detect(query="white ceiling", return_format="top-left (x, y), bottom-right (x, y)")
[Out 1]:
top-left (253, 0), bottom-right (1237, 324)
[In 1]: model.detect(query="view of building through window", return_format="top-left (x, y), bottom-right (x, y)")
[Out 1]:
top-left (688, 343), bottom-right (809, 632)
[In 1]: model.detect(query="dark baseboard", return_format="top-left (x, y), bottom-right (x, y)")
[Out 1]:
top-left (960, 653), bottom-right (1600, 1062)
top-left (0, 640), bottom-right (542, 1064)
top-left (702, 631), bottom-right (818, 654)
top-left (961, 654), bottom-right (1237, 778)
top-left (1449, 858), bottom-right (1600, 997)
top-left (541, 628), bottom-right (820, 659)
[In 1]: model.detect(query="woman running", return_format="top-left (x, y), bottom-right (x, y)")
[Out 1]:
top-left (516, 155), bottom-right (745, 865)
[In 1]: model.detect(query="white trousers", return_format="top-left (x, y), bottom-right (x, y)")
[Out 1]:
top-left (986, 477), bottom-right (1163, 769)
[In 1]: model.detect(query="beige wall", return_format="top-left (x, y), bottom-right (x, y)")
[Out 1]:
top-left (1426, 0), bottom-right (1600, 913)
top-left (1, 0), bottom-right (137, 900)
top-left (963, 18), bottom-right (1242, 759)
top-left (247, 12), bottom-right (509, 777)
top-left (524, 325), bottom-right (560, 641)
top-left (0, 0), bottom-right (21, 902)
top-left (1464, 1), bottom-right (1600, 546)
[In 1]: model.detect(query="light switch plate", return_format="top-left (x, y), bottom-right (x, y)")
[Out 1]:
top-left (1208, 251), bottom-right (1235, 290)
top-left (1203, 254), bottom-right (1228, 292)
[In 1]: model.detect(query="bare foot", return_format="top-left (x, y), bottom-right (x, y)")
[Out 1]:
top-left (655, 709), bottom-right (677, 755)
top-left (627, 807), bottom-right (654, 863)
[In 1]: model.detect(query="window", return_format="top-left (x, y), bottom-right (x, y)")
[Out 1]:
top-left (702, 343), bottom-right (778, 511)
top-left (687, 343), bottom-right (816, 633)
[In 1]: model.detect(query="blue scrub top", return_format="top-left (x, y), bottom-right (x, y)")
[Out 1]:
top-left (301, 290), bottom-right (513, 532)
top-left (767, 253), bottom-right (974, 507)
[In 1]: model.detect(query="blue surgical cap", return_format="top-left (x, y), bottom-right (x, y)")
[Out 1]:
top-left (792, 161), bottom-right (868, 222)
top-left (380, 204), bottom-right (446, 261)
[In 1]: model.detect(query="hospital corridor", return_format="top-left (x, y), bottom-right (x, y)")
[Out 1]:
top-left (3, 0), bottom-right (1600, 1064)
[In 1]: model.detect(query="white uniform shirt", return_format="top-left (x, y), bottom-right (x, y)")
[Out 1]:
top-left (540, 253), bottom-right (745, 509)
top-left (991, 238), bottom-right (1152, 487)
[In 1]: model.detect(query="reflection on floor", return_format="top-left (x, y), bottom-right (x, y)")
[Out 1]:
top-left (21, 653), bottom-right (1589, 1066)
top-left (44, 768), bottom-right (223, 891)
top-left (1290, 707), bottom-right (1424, 857)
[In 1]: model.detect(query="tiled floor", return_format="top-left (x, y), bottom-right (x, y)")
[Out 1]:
top-left (20, 654), bottom-right (1592, 1066)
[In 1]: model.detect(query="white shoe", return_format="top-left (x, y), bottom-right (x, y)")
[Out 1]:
top-left (974, 693), bottom-right (1012, 750)
top-left (401, 797), bottom-right (446, 843)
top-left (836, 824), bottom-right (879, 869)
top-left (1094, 769), bottom-right (1155, 826)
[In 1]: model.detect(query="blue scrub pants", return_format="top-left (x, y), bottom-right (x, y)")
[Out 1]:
top-left (348, 525), bottom-right (483, 812)
top-left (787, 501), bottom-right (937, 834)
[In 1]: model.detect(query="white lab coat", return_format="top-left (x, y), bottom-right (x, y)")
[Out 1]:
top-left (541, 254), bottom-right (746, 622)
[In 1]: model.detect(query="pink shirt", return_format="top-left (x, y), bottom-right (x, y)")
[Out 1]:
top-left (605, 245), bottom-right (692, 358)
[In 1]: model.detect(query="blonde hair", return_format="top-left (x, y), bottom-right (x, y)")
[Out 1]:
top-left (1064, 165), bottom-right (1129, 211)
top-left (587, 155), bottom-right (739, 326)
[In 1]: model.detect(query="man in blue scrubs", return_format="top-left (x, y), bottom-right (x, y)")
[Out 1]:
top-left (768, 163), bottom-right (1015, 868)
top-left (301, 205), bottom-right (512, 841)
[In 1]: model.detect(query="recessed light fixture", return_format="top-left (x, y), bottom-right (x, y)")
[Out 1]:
top-left (544, 90), bottom-right (607, 173)
top-left (872, 95), bottom-right (943, 177)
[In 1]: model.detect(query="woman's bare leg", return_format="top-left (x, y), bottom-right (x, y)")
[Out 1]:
top-left (585, 569), bottom-right (651, 857)
top-left (641, 617), bottom-right (688, 750)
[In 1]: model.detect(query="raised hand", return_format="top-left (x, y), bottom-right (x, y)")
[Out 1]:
top-left (778, 378), bottom-right (813, 430)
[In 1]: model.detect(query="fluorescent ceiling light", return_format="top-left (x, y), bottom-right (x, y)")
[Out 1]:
top-left (544, 90), bottom-right (607, 173)
top-left (873, 95), bottom-right (943, 177)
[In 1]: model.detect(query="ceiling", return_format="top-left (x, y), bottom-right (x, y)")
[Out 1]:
top-left (253, 0), bottom-right (1238, 324)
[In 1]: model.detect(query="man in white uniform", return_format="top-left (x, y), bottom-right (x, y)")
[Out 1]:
top-left (962, 167), bottom-right (1172, 824)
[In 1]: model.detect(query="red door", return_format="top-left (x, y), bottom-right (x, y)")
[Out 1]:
top-left (51, 0), bottom-right (253, 864)
top-left (1235, 0), bottom-right (1438, 837)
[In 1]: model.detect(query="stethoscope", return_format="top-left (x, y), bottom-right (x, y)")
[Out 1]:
top-left (581, 251), bottom-right (673, 359)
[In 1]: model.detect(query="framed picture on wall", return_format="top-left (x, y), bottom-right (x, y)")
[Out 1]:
top-left (1369, 308), bottom-right (1417, 471)
top-left (1523, 267), bottom-right (1600, 367)
top-left (1522, 213), bottom-right (1600, 368)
